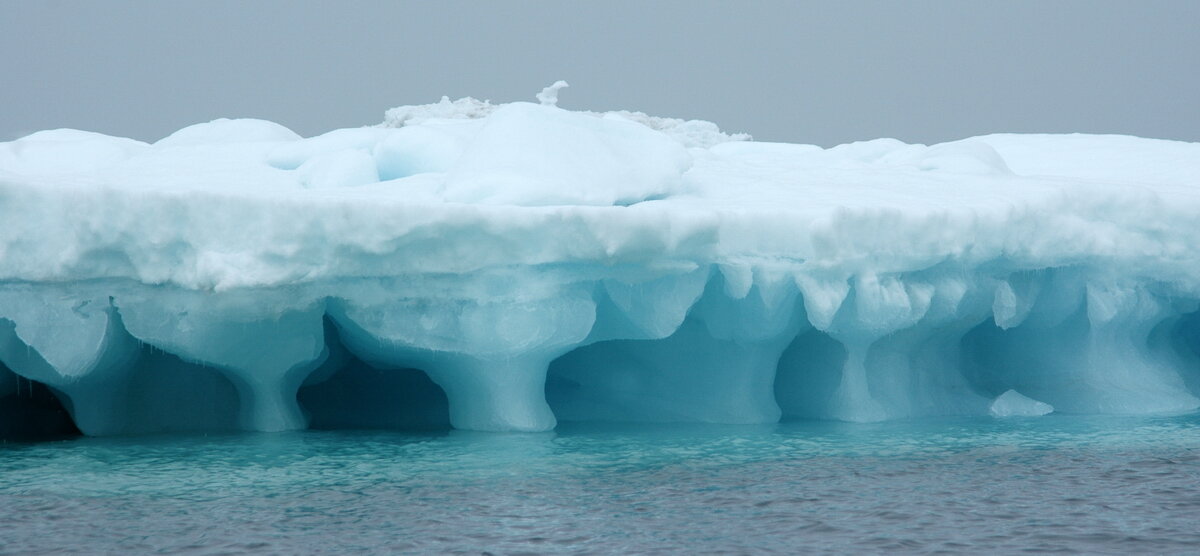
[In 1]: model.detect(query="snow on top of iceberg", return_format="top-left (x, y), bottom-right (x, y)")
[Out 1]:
top-left (1, 84), bottom-right (1199, 292)
top-left (0, 129), bottom-right (149, 175)
top-left (441, 102), bottom-right (691, 205)
top-left (379, 82), bottom-right (750, 149)
top-left (382, 95), bottom-right (498, 127)
top-left (156, 118), bottom-right (302, 147)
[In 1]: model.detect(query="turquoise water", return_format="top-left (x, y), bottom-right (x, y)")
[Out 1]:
top-left (3, 415), bottom-right (1200, 554)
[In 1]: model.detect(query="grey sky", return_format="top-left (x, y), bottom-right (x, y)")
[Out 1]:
top-left (2, 1), bottom-right (1197, 146)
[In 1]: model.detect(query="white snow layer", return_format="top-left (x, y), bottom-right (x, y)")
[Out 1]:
top-left (2, 94), bottom-right (1200, 436)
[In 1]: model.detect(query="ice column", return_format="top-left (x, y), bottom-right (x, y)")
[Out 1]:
top-left (331, 287), bottom-right (596, 432)
top-left (117, 290), bottom-right (328, 432)
top-left (0, 287), bottom-right (139, 435)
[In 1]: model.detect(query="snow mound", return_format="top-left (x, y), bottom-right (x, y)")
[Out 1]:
top-left (156, 118), bottom-right (301, 147)
top-left (441, 102), bottom-right (691, 205)
top-left (0, 129), bottom-right (148, 175)
top-left (2, 88), bottom-right (1200, 437)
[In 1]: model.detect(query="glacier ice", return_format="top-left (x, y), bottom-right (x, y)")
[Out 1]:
top-left (2, 88), bottom-right (1200, 437)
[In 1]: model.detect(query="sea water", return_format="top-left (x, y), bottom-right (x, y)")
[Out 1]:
top-left (3, 415), bottom-right (1200, 554)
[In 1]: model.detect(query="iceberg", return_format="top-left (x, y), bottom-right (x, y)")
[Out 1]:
top-left (2, 87), bottom-right (1200, 436)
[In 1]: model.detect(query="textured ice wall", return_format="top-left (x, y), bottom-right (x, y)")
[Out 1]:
top-left (2, 90), bottom-right (1200, 436)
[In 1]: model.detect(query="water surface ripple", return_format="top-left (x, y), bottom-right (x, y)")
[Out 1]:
top-left (3, 415), bottom-right (1200, 554)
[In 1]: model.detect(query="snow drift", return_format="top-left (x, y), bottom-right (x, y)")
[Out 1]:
top-left (2, 87), bottom-right (1200, 436)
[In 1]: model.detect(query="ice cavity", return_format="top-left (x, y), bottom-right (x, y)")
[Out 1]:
top-left (2, 87), bottom-right (1200, 437)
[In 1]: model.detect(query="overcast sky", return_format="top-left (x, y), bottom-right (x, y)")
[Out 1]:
top-left (2, 1), bottom-right (1197, 146)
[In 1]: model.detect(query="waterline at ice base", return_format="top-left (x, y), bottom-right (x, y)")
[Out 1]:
top-left (3, 84), bottom-right (1200, 438)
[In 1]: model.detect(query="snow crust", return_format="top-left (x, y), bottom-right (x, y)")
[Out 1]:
top-left (3, 89), bottom-right (1200, 436)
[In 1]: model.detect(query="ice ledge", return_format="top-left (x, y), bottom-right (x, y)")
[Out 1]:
top-left (1, 262), bottom-right (1199, 437)
top-left (989, 390), bottom-right (1054, 418)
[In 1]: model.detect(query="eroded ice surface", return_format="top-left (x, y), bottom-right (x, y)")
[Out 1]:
top-left (2, 88), bottom-right (1200, 436)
